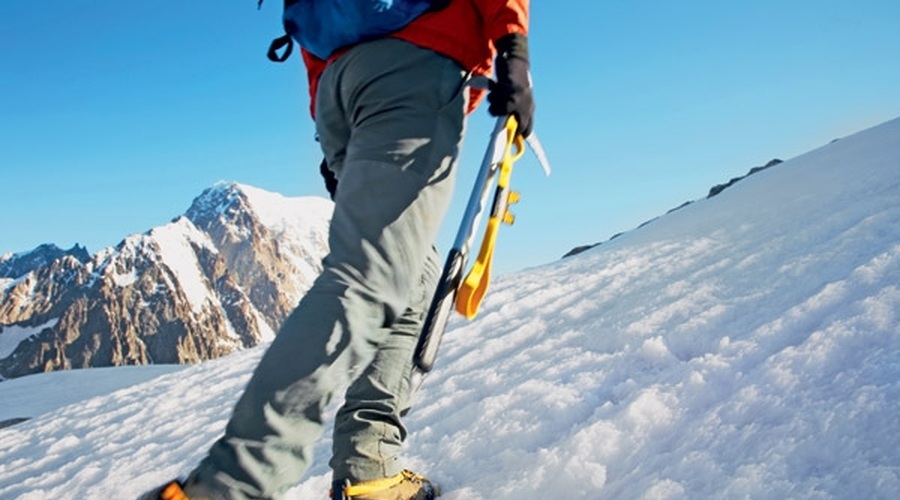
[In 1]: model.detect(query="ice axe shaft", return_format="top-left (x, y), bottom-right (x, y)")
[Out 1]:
top-left (414, 115), bottom-right (549, 373)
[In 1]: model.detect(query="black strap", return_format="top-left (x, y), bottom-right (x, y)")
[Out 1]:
top-left (429, 0), bottom-right (452, 11)
top-left (267, 34), bottom-right (294, 62)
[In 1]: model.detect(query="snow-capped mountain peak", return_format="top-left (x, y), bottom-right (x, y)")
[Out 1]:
top-left (186, 181), bottom-right (332, 236)
top-left (0, 184), bottom-right (333, 380)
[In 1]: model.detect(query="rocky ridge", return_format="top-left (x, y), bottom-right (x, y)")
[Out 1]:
top-left (0, 183), bottom-right (332, 380)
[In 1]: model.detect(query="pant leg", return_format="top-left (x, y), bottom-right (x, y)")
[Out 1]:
top-left (187, 39), bottom-right (468, 499)
top-left (319, 37), bottom-right (468, 483)
top-left (330, 247), bottom-right (441, 482)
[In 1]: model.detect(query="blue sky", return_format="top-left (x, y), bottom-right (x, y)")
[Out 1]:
top-left (2, 1), bottom-right (899, 275)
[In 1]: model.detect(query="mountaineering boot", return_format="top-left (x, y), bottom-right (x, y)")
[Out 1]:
top-left (137, 478), bottom-right (216, 500)
top-left (137, 480), bottom-right (192, 500)
top-left (331, 470), bottom-right (440, 500)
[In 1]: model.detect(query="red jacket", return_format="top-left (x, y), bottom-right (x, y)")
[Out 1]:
top-left (302, 0), bottom-right (530, 118)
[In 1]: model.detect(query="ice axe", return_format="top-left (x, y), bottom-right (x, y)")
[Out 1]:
top-left (414, 114), bottom-right (551, 373)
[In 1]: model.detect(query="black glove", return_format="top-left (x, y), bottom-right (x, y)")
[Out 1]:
top-left (488, 33), bottom-right (534, 138)
top-left (319, 158), bottom-right (338, 200)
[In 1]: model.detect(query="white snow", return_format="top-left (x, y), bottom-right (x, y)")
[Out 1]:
top-left (0, 319), bottom-right (59, 360)
top-left (235, 183), bottom-right (333, 238)
top-left (0, 365), bottom-right (184, 423)
top-left (149, 218), bottom-right (218, 314)
top-left (1, 117), bottom-right (899, 499)
top-left (252, 306), bottom-right (277, 344)
top-left (110, 268), bottom-right (139, 288)
top-left (237, 182), bottom-right (333, 299)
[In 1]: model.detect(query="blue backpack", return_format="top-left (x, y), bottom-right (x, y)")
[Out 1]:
top-left (263, 0), bottom-right (451, 61)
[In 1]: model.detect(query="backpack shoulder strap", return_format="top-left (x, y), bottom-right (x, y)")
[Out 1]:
top-left (267, 33), bottom-right (294, 62)
top-left (260, 0), bottom-right (296, 62)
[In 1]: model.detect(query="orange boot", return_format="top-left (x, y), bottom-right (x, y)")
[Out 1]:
top-left (332, 470), bottom-right (440, 500)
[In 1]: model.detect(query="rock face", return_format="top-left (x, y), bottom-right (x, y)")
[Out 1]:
top-left (0, 183), bottom-right (332, 380)
top-left (0, 244), bottom-right (90, 280)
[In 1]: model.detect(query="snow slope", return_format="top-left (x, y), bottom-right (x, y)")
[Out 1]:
top-left (1, 118), bottom-right (899, 499)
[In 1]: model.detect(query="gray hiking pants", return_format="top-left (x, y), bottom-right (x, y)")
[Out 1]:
top-left (188, 38), bottom-right (468, 499)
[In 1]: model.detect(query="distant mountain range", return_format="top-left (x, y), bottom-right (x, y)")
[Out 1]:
top-left (0, 183), bottom-right (332, 380)
top-left (0, 157), bottom-right (787, 381)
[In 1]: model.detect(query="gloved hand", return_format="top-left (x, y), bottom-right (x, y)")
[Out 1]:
top-left (319, 158), bottom-right (338, 200)
top-left (488, 33), bottom-right (534, 138)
